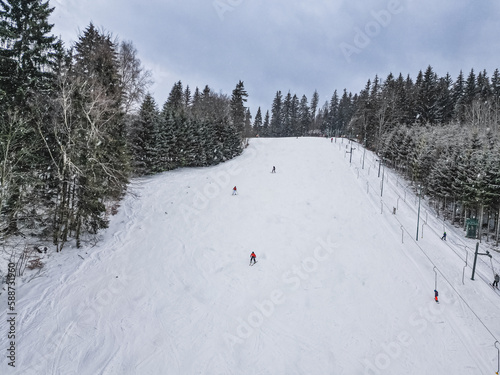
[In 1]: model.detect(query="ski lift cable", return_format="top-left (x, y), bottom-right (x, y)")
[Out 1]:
top-left (372, 153), bottom-right (500, 273)
top-left (344, 143), bottom-right (499, 341)
top-left (349, 145), bottom-right (500, 289)
top-left (396, 208), bottom-right (499, 342)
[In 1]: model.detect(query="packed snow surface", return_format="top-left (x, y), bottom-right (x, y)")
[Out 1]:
top-left (2, 137), bottom-right (500, 374)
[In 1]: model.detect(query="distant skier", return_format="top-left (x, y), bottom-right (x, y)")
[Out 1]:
top-left (250, 252), bottom-right (257, 266)
top-left (271, 166), bottom-right (276, 173)
top-left (441, 231), bottom-right (446, 240)
top-left (434, 290), bottom-right (439, 303)
top-left (232, 186), bottom-right (237, 195)
top-left (493, 273), bottom-right (499, 288)
top-left (331, 137), bottom-right (333, 143)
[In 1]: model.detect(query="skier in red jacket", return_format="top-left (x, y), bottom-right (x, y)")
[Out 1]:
top-left (250, 252), bottom-right (257, 265)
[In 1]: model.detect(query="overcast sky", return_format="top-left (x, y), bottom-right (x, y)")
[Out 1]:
top-left (50, 0), bottom-right (500, 116)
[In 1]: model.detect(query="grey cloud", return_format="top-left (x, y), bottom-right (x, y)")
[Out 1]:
top-left (51, 0), bottom-right (500, 113)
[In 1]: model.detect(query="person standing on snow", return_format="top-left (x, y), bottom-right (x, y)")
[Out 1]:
top-left (271, 166), bottom-right (276, 173)
top-left (434, 290), bottom-right (439, 303)
top-left (232, 186), bottom-right (237, 195)
top-left (493, 273), bottom-right (499, 288)
top-left (250, 252), bottom-right (257, 265)
top-left (441, 231), bottom-right (446, 240)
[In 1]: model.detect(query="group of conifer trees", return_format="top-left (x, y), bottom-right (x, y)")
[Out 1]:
top-left (129, 81), bottom-right (246, 176)
top-left (0, 0), bottom-right (245, 250)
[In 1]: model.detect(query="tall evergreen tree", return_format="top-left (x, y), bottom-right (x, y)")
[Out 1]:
top-left (244, 108), bottom-right (252, 138)
top-left (298, 95), bottom-right (309, 136)
top-left (71, 23), bottom-right (128, 246)
top-left (328, 90), bottom-right (339, 136)
top-left (230, 80), bottom-right (248, 138)
top-left (463, 69), bottom-right (477, 106)
top-left (270, 91), bottom-right (283, 136)
top-left (262, 110), bottom-right (270, 137)
top-left (452, 70), bottom-right (466, 123)
top-left (281, 91), bottom-right (293, 137)
top-left (158, 105), bottom-right (178, 171)
top-left (130, 94), bottom-right (159, 175)
top-left (290, 94), bottom-right (300, 136)
top-left (0, 0), bottom-right (61, 107)
top-left (476, 70), bottom-right (491, 101)
top-left (165, 80), bottom-right (185, 114)
top-left (435, 73), bottom-right (454, 124)
top-left (0, 0), bottom-right (61, 236)
top-left (415, 66), bottom-right (439, 124)
top-left (253, 107), bottom-right (263, 136)
top-left (309, 90), bottom-right (319, 131)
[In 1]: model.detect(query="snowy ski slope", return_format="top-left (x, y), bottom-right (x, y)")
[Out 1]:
top-left (1, 137), bottom-right (500, 374)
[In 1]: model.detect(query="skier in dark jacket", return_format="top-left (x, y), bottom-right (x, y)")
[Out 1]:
top-left (250, 252), bottom-right (257, 265)
top-left (434, 290), bottom-right (439, 303)
top-left (493, 273), bottom-right (499, 288)
top-left (441, 231), bottom-right (446, 240)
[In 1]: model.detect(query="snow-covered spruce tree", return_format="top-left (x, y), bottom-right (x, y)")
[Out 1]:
top-left (450, 132), bottom-right (483, 224)
top-left (452, 70), bottom-right (466, 124)
top-left (70, 23), bottom-right (129, 247)
top-left (0, 0), bottom-right (62, 237)
top-left (483, 147), bottom-right (500, 244)
top-left (297, 95), bottom-right (310, 137)
top-left (129, 93), bottom-right (160, 175)
top-left (244, 108), bottom-right (253, 138)
top-left (230, 80), bottom-right (248, 143)
top-left (327, 91), bottom-right (339, 137)
top-left (463, 69), bottom-right (478, 108)
top-left (165, 80), bottom-right (185, 115)
top-left (0, 0), bottom-right (61, 107)
top-left (425, 125), bottom-right (463, 214)
top-left (309, 90), bottom-right (319, 132)
top-left (253, 107), bottom-right (263, 137)
top-left (197, 118), bottom-right (218, 166)
top-left (220, 120), bottom-right (242, 160)
top-left (270, 91), bottom-right (283, 137)
top-left (317, 102), bottom-right (329, 136)
top-left (414, 66), bottom-right (440, 125)
top-left (156, 106), bottom-right (177, 172)
top-left (290, 94), bottom-right (300, 137)
top-left (262, 110), bottom-right (270, 137)
top-left (281, 92), bottom-right (292, 137)
top-left (435, 73), bottom-right (454, 125)
top-left (338, 89), bottom-right (353, 138)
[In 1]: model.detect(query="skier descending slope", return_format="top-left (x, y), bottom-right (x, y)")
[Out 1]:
top-left (250, 252), bottom-right (257, 266)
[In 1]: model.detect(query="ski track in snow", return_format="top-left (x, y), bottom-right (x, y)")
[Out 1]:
top-left (1, 137), bottom-right (500, 374)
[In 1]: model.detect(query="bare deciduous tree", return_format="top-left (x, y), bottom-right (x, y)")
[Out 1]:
top-left (118, 40), bottom-right (153, 115)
